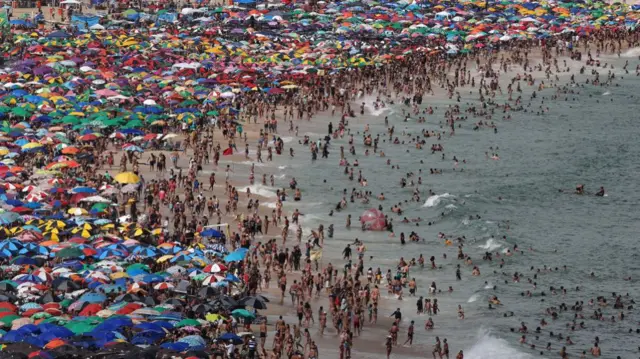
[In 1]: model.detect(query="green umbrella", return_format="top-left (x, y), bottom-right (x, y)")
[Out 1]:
top-left (91, 203), bottom-right (109, 213)
top-left (42, 316), bottom-right (69, 325)
top-left (231, 309), bottom-right (255, 319)
top-left (127, 263), bottom-right (150, 272)
top-left (176, 318), bottom-right (201, 327)
top-left (56, 247), bottom-right (83, 259)
top-left (123, 119), bottom-right (143, 128)
top-left (10, 107), bottom-right (30, 118)
top-left (65, 320), bottom-right (98, 334)
top-left (0, 315), bottom-right (20, 327)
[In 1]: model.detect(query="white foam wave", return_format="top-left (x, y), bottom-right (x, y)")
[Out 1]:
top-left (445, 204), bottom-right (457, 209)
top-left (484, 282), bottom-right (493, 290)
top-left (621, 47), bottom-right (640, 58)
top-left (362, 95), bottom-right (390, 117)
top-left (278, 166), bottom-right (287, 170)
top-left (423, 193), bottom-right (453, 207)
top-left (275, 174), bottom-right (286, 179)
top-left (468, 294), bottom-right (480, 303)
top-left (240, 161), bottom-right (266, 167)
top-left (464, 329), bottom-right (534, 359)
top-left (479, 238), bottom-right (502, 252)
top-left (238, 184), bottom-right (277, 198)
top-left (602, 91), bottom-right (611, 96)
top-left (263, 202), bottom-right (277, 209)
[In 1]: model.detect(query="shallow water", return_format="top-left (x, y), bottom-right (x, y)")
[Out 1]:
top-left (254, 53), bottom-right (640, 358)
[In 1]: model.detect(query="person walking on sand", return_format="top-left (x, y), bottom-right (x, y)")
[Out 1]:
top-left (403, 320), bottom-right (415, 346)
top-left (385, 335), bottom-right (393, 359)
top-left (433, 336), bottom-right (442, 359)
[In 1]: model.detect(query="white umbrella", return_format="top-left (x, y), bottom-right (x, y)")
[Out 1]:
top-left (80, 195), bottom-right (112, 203)
top-left (143, 99), bottom-right (157, 106)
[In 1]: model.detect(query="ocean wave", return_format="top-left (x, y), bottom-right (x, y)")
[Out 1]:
top-left (464, 329), bottom-right (534, 359)
top-left (238, 184), bottom-right (277, 198)
top-left (362, 95), bottom-right (390, 117)
top-left (621, 47), bottom-right (640, 57)
top-left (468, 294), bottom-right (480, 303)
top-left (423, 193), bottom-right (453, 207)
top-left (240, 161), bottom-right (266, 167)
top-left (479, 238), bottom-right (502, 252)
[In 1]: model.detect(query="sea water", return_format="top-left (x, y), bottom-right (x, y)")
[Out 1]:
top-left (253, 52), bottom-right (640, 358)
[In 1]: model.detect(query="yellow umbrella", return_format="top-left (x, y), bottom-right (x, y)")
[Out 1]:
top-left (114, 172), bottom-right (140, 184)
top-left (157, 254), bottom-right (174, 263)
top-left (205, 313), bottom-right (225, 322)
top-left (22, 142), bottom-right (43, 150)
top-left (110, 272), bottom-right (129, 280)
top-left (67, 207), bottom-right (88, 216)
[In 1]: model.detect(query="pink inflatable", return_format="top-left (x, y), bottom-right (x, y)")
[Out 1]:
top-left (360, 209), bottom-right (386, 231)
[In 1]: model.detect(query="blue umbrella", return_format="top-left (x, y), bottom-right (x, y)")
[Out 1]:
top-left (18, 243), bottom-right (49, 256)
top-left (142, 274), bottom-right (164, 284)
top-left (177, 334), bottom-right (206, 349)
top-left (12, 256), bottom-right (38, 266)
top-left (0, 240), bottom-right (22, 253)
top-left (5, 199), bottom-right (24, 206)
top-left (133, 322), bottom-right (167, 333)
top-left (160, 342), bottom-right (189, 351)
top-left (37, 323), bottom-right (74, 338)
top-left (200, 228), bottom-right (222, 238)
top-left (96, 248), bottom-right (127, 259)
top-left (93, 316), bottom-right (133, 332)
top-left (131, 246), bottom-right (157, 257)
top-left (79, 292), bottom-right (106, 304)
top-left (70, 187), bottom-right (97, 194)
top-left (0, 212), bottom-right (23, 225)
top-left (218, 332), bottom-right (243, 345)
top-left (224, 248), bottom-right (249, 263)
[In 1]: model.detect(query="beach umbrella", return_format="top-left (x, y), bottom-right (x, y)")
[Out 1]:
top-left (175, 319), bottom-right (200, 328)
top-left (177, 334), bottom-right (206, 349)
top-left (153, 282), bottom-right (174, 291)
top-left (79, 292), bottom-right (106, 304)
top-left (360, 208), bottom-right (386, 231)
top-left (114, 172), bottom-right (140, 184)
top-left (218, 332), bottom-right (243, 345)
top-left (231, 308), bottom-right (255, 319)
top-left (67, 207), bottom-right (88, 216)
top-left (223, 248), bottom-right (248, 263)
top-left (239, 296), bottom-right (268, 309)
top-left (200, 228), bottom-right (222, 238)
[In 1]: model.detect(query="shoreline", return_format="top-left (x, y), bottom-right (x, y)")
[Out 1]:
top-left (89, 38), bottom-right (635, 358)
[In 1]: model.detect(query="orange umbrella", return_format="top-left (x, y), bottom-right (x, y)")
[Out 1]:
top-left (45, 339), bottom-right (67, 349)
top-left (61, 147), bottom-right (80, 155)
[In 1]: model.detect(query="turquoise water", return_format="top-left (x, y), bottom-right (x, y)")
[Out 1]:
top-left (240, 51), bottom-right (640, 358)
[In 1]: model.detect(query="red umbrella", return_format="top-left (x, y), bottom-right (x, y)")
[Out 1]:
top-left (116, 303), bottom-right (142, 315)
top-left (78, 134), bottom-right (98, 142)
top-left (79, 303), bottom-right (102, 316)
top-left (11, 207), bottom-right (32, 213)
top-left (0, 302), bottom-right (17, 312)
top-left (70, 193), bottom-right (90, 204)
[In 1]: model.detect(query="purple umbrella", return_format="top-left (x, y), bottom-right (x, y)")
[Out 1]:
top-left (33, 67), bottom-right (54, 76)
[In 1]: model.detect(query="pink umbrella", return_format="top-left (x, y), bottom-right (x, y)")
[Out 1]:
top-left (360, 209), bottom-right (386, 231)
